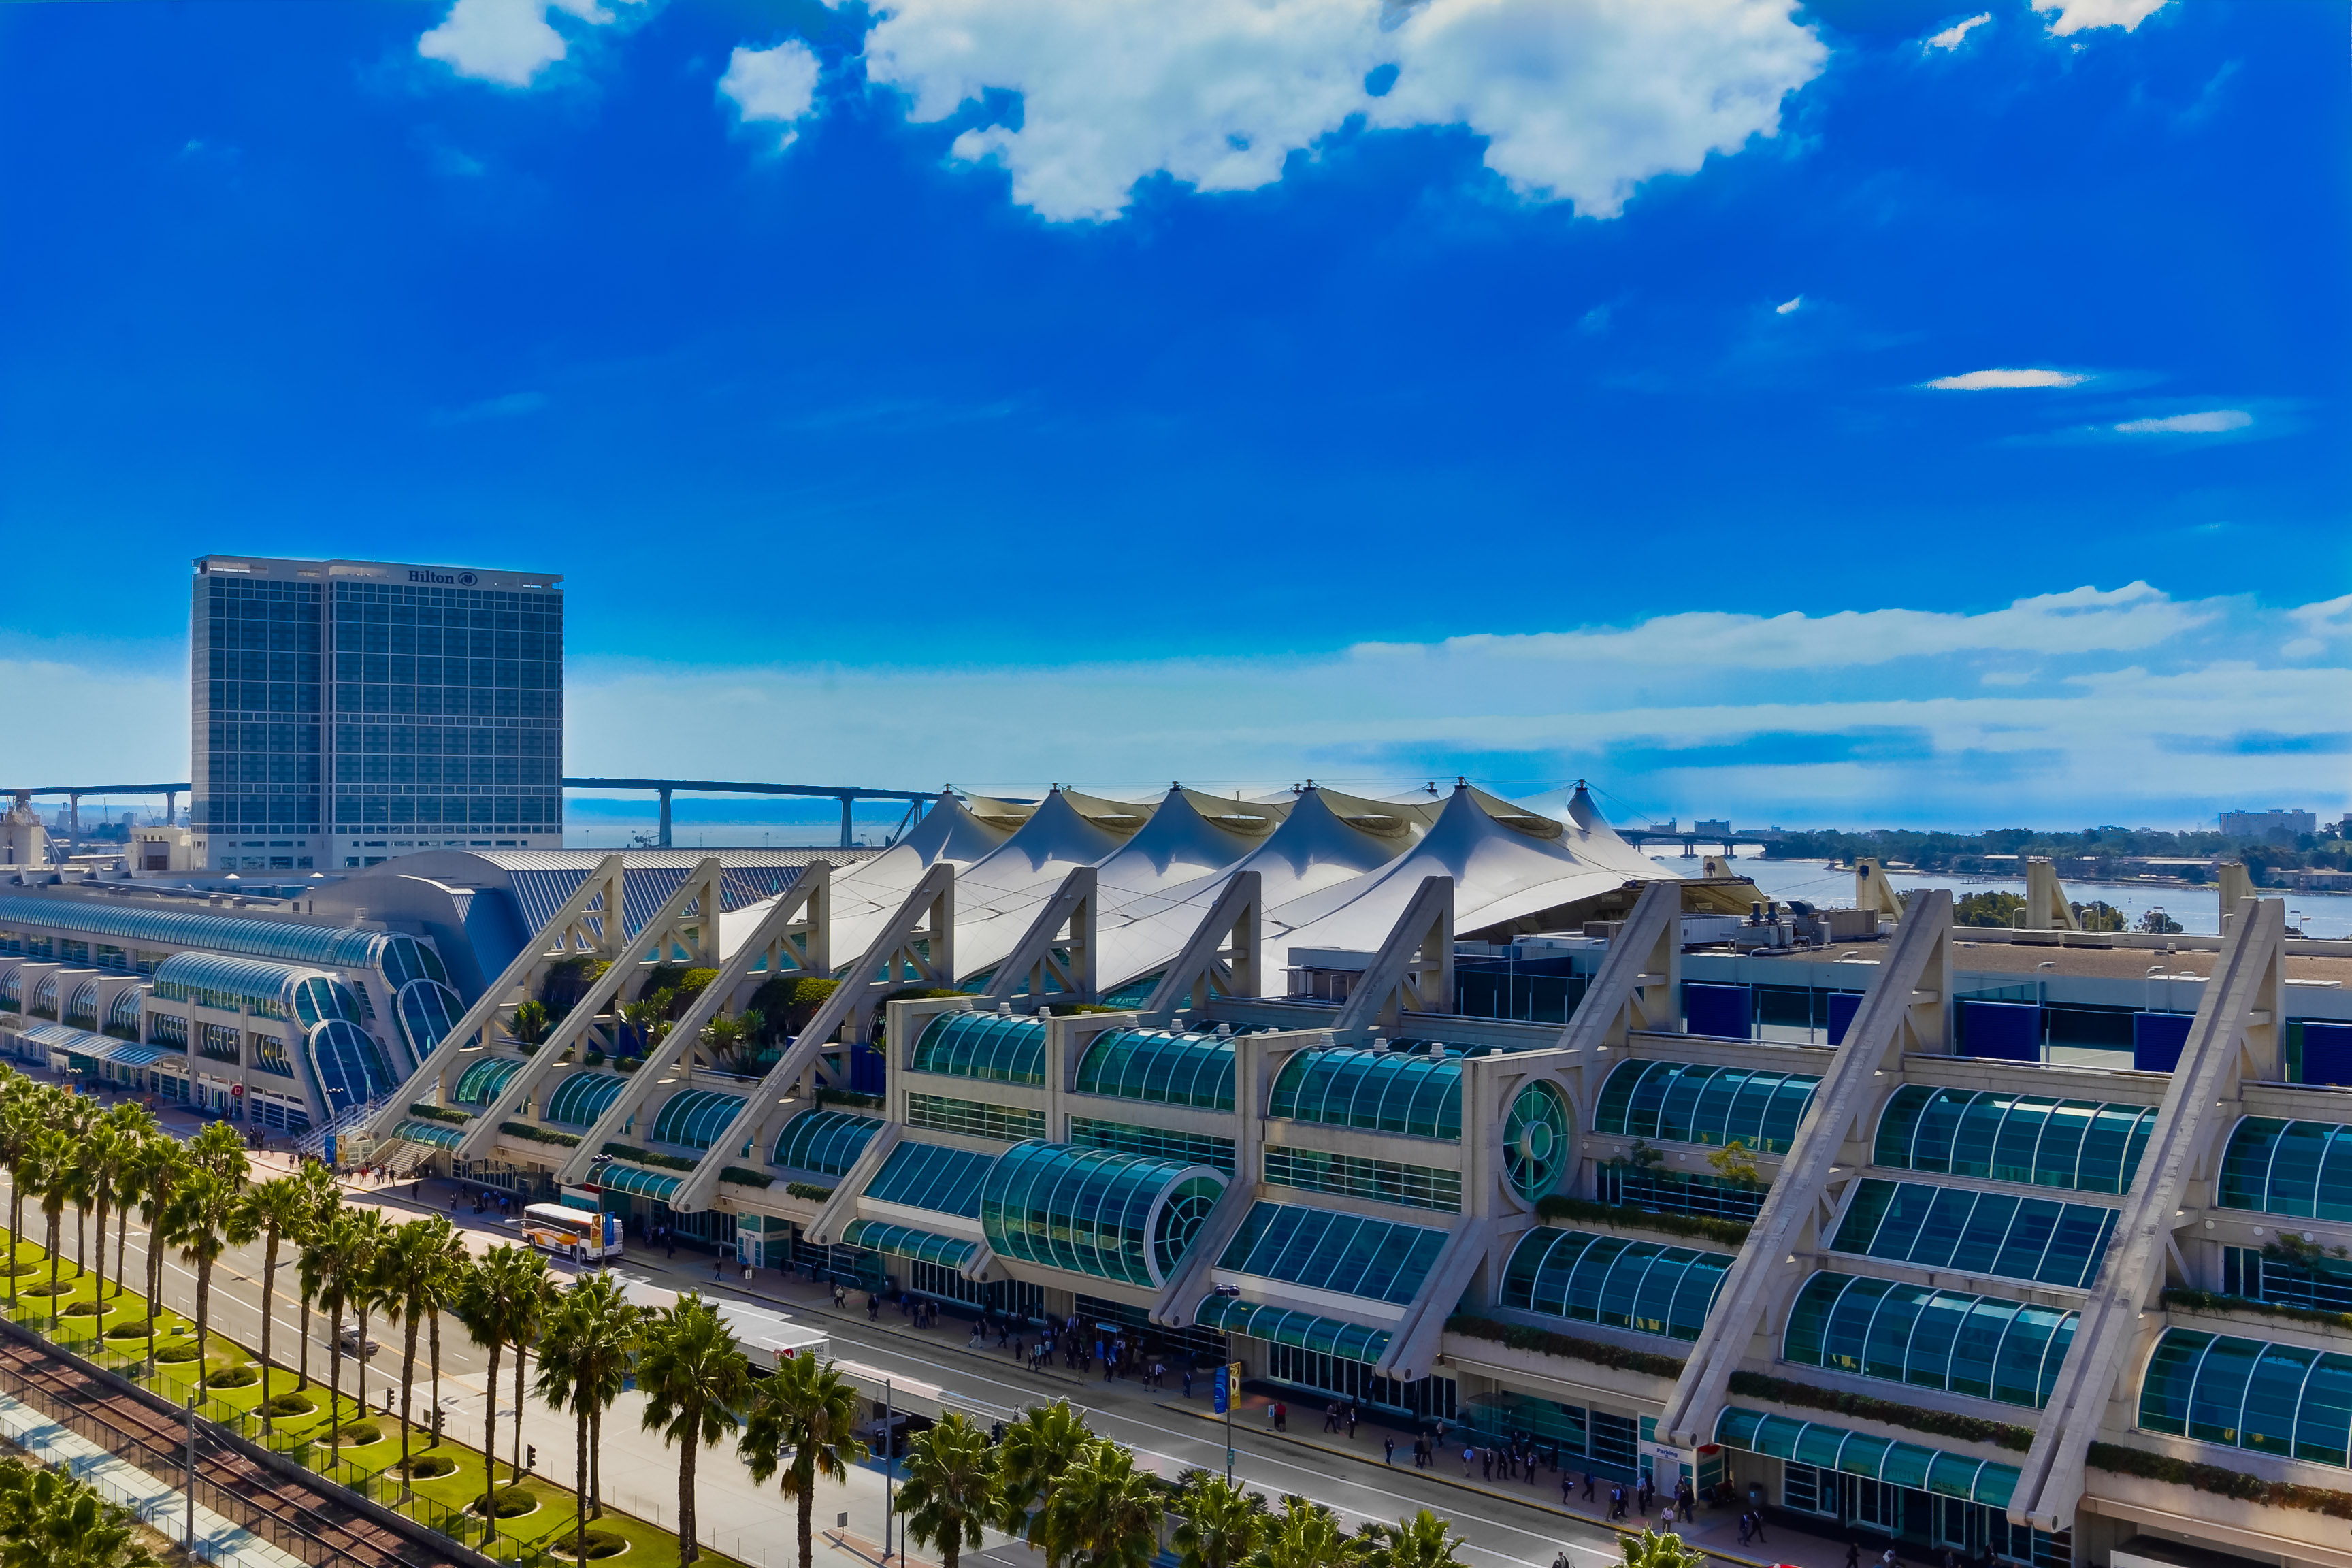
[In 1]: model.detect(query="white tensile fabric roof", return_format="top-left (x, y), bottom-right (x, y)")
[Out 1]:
top-left (1092, 785), bottom-right (1441, 991)
top-left (946, 788), bottom-right (1158, 980)
top-left (1264, 783), bottom-right (1658, 960)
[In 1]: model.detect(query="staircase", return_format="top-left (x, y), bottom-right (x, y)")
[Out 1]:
top-left (294, 1096), bottom-right (387, 1160)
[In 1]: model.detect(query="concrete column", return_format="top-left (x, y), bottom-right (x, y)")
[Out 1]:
top-left (840, 795), bottom-right (855, 848)
top-left (658, 787), bottom-right (673, 849)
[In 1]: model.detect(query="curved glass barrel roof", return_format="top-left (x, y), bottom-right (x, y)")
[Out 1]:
top-left (1715, 1408), bottom-right (2020, 1508)
top-left (868, 1141), bottom-right (997, 1218)
top-left (1194, 1296), bottom-right (1392, 1364)
top-left (380, 936), bottom-right (449, 990)
top-left (1595, 1060), bottom-right (1822, 1154)
top-left (1831, 1178), bottom-right (2119, 1290)
top-left (544, 1071), bottom-right (627, 1128)
top-left (395, 979), bottom-right (464, 1065)
top-left (12, 1021), bottom-right (180, 1068)
top-left (774, 1109), bottom-right (885, 1175)
top-left (1072, 1028), bottom-right (1236, 1110)
top-left (0, 964), bottom-right (21, 1007)
top-left (910, 1012), bottom-right (1047, 1086)
top-left (0, 894), bottom-right (416, 974)
top-left (453, 1055), bottom-right (523, 1107)
top-left (293, 975), bottom-right (363, 1030)
top-left (153, 953), bottom-right (316, 1018)
top-left (252, 1036), bottom-right (295, 1078)
top-left (107, 987), bottom-right (143, 1034)
top-left (1874, 1085), bottom-right (2157, 1195)
top-left (391, 1117), bottom-right (468, 1150)
top-left (649, 1090), bottom-right (747, 1151)
top-left (1216, 1201), bottom-right (1448, 1305)
top-left (981, 1140), bottom-right (1226, 1288)
top-left (840, 1218), bottom-right (981, 1273)
top-left (65, 979), bottom-right (99, 1025)
top-left (2140, 1326), bottom-right (2352, 1467)
top-left (1268, 1049), bottom-right (1461, 1141)
top-left (1786, 1271), bottom-right (2078, 1409)
top-left (31, 975), bottom-right (57, 1013)
top-left (2217, 1117), bottom-right (2352, 1219)
top-left (1499, 1228), bottom-right (1732, 1342)
top-left (306, 1019), bottom-right (394, 1117)
top-left (600, 1164), bottom-right (683, 1200)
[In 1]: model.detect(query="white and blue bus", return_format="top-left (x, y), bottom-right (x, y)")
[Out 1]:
top-left (521, 1203), bottom-right (625, 1263)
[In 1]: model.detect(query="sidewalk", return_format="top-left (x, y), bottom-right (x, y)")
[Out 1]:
top-left (0, 1390), bottom-right (306, 1568)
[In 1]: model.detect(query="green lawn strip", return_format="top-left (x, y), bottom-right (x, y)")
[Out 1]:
top-left (0, 1228), bottom-right (741, 1567)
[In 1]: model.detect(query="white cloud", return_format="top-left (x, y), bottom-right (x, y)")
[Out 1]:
top-left (720, 40), bottom-right (822, 146)
top-left (2114, 409), bottom-right (2252, 434)
top-left (418, 0), bottom-right (633, 88)
top-left (1927, 13), bottom-right (1991, 48)
top-left (1925, 368), bottom-right (2086, 390)
top-left (855, 0), bottom-right (1825, 223)
top-left (2029, 0), bottom-right (2169, 36)
top-left (1775, 295), bottom-right (1801, 314)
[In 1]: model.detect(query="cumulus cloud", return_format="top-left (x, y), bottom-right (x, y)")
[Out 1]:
top-left (856, 0), bottom-right (1825, 223)
top-left (2114, 409), bottom-right (2252, 434)
top-left (720, 40), bottom-right (823, 146)
top-left (2029, 0), bottom-right (2169, 36)
top-left (418, 0), bottom-right (636, 88)
top-left (1927, 13), bottom-right (1991, 48)
top-left (1925, 368), bottom-right (2086, 390)
top-left (1775, 295), bottom-right (1802, 314)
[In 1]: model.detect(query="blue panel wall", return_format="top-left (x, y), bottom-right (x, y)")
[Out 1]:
top-left (1828, 991), bottom-right (1863, 1047)
top-left (1961, 1000), bottom-right (2042, 1062)
top-left (2304, 1022), bottom-right (2352, 1088)
top-left (1685, 983), bottom-right (1752, 1040)
top-left (2132, 1011), bottom-right (2193, 1073)
top-left (850, 1043), bottom-right (887, 1096)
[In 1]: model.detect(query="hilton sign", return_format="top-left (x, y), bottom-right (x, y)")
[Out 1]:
top-left (408, 570), bottom-right (480, 587)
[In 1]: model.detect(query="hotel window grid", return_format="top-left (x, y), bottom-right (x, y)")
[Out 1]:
top-left (907, 1092), bottom-right (1048, 1143)
top-left (1262, 1145), bottom-right (1461, 1213)
top-left (1066, 1116), bottom-right (1236, 1173)
top-left (193, 572), bottom-right (323, 840)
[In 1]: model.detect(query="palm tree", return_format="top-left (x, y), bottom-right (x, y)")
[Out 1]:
top-left (103, 1105), bottom-right (159, 1302)
top-left (739, 1351), bottom-right (870, 1568)
top-left (228, 1175), bottom-right (311, 1433)
top-left (894, 1410), bottom-right (998, 1568)
top-left (999, 1400), bottom-right (1096, 1568)
top-left (637, 1292), bottom-right (750, 1567)
top-left (509, 999), bottom-right (553, 1049)
top-left (377, 1220), bottom-right (432, 1480)
top-left (342, 1208), bottom-right (392, 1416)
top-left (188, 1120), bottom-right (251, 1184)
top-left (1617, 1529), bottom-right (1703, 1568)
top-left (290, 1162), bottom-right (341, 1392)
top-left (1172, 1475), bottom-right (1268, 1568)
top-left (1041, 1440), bottom-right (1163, 1568)
top-left (408, 1217), bottom-right (470, 1448)
top-left (499, 1245), bottom-right (553, 1494)
top-left (534, 1272), bottom-right (646, 1554)
top-left (455, 1245), bottom-right (539, 1537)
top-left (159, 1169), bottom-right (240, 1389)
top-left (1354, 1512), bottom-right (1467, 1568)
top-left (1254, 1497), bottom-right (1354, 1568)
top-left (131, 1138), bottom-right (189, 1374)
top-left (77, 1121), bottom-right (131, 1315)
top-left (305, 1208), bottom-right (365, 1461)
top-left (24, 1128), bottom-right (76, 1331)
top-left (0, 1085), bottom-right (48, 1307)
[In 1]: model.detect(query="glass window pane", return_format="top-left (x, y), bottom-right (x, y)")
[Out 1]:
top-left (1992, 1098), bottom-right (2056, 1184)
top-left (1949, 1194), bottom-right (2016, 1275)
top-left (2187, 1337), bottom-right (2264, 1444)
top-left (1950, 1094), bottom-right (2011, 1177)
top-left (1916, 1188), bottom-right (1980, 1269)
top-left (1949, 1299), bottom-right (2011, 1399)
top-left (2034, 1102), bottom-right (2099, 1188)
top-left (1876, 1084), bottom-right (1934, 1167)
top-left (1831, 1180), bottom-right (1897, 1255)
top-left (2296, 1354), bottom-right (2352, 1465)
top-left (1864, 1286), bottom-right (1928, 1382)
top-left (1993, 1200), bottom-right (2063, 1281)
top-left (2268, 1123), bottom-right (2332, 1218)
top-left (2240, 1342), bottom-right (2316, 1456)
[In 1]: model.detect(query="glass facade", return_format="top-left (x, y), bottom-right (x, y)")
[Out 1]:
top-left (2218, 1116), bottom-right (2352, 1218)
top-left (1785, 1272), bottom-right (2077, 1409)
top-left (868, 1140), bottom-right (998, 1218)
top-left (1718, 1408), bottom-right (2021, 1505)
top-left (1066, 1116), bottom-right (1235, 1173)
top-left (395, 979), bottom-right (463, 1066)
top-left (1829, 1179), bottom-right (2119, 1289)
top-left (1071, 1028), bottom-right (1236, 1109)
top-left (1874, 1085), bottom-right (2156, 1194)
top-left (1262, 1145), bottom-right (1460, 1212)
top-left (1595, 1164), bottom-right (1768, 1220)
top-left (1499, 1228), bottom-right (1731, 1341)
top-left (840, 1218), bottom-right (982, 1272)
top-left (981, 1140), bottom-right (1226, 1287)
top-left (909, 1011), bottom-right (1047, 1085)
top-left (1505, 1081), bottom-right (1569, 1201)
top-left (1217, 1202), bottom-right (1448, 1305)
top-left (2138, 1327), bottom-right (2352, 1465)
top-left (152, 952), bottom-right (311, 1017)
top-left (1593, 1059), bottom-right (1822, 1153)
top-left (1267, 1049), bottom-right (1462, 1140)
top-left (191, 558), bottom-right (562, 870)
top-left (2224, 1245), bottom-right (2352, 1314)
top-left (453, 1056), bottom-right (522, 1107)
top-left (907, 1092), bottom-right (1047, 1143)
top-left (306, 1018), bottom-right (394, 1115)
top-left (772, 1108), bottom-right (884, 1175)
top-left (543, 1070), bottom-right (626, 1128)
top-left (1192, 1294), bottom-right (1392, 1362)
top-left (649, 1089), bottom-right (748, 1151)
top-left (0, 895), bottom-right (431, 980)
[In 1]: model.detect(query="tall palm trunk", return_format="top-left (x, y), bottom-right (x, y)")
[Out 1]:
top-left (74, 1201), bottom-right (86, 1286)
top-left (397, 1310), bottom-right (421, 1482)
top-left (91, 1191), bottom-right (110, 1308)
top-left (298, 1286), bottom-right (313, 1390)
top-left (574, 1403), bottom-right (590, 1554)
top-left (193, 1256), bottom-right (214, 1390)
top-left (512, 1335), bottom-right (528, 1488)
top-left (7, 1185), bottom-right (22, 1307)
top-left (113, 1203), bottom-right (129, 1307)
top-left (589, 1406), bottom-right (604, 1517)
top-left (44, 1209), bottom-right (62, 1330)
top-left (482, 1339), bottom-right (504, 1543)
top-left (428, 1314), bottom-right (443, 1448)
top-left (327, 1303), bottom-right (345, 1462)
top-left (679, 1431), bottom-right (700, 1566)
top-left (259, 1234), bottom-right (282, 1435)
top-left (143, 1215), bottom-right (163, 1375)
top-left (355, 1298), bottom-right (370, 1414)
top-left (796, 1458), bottom-right (815, 1568)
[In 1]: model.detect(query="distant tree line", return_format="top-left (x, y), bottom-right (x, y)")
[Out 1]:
top-left (1766, 821), bottom-right (2352, 881)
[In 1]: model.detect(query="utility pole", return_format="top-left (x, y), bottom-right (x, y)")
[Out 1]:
top-left (1215, 1361), bottom-right (1239, 1486)
top-left (883, 1377), bottom-right (896, 1562)
top-left (184, 1390), bottom-right (197, 1558)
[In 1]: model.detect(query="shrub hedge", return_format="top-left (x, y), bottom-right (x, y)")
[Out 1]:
top-left (2088, 1441), bottom-right (2352, 1518)
top-left (2161, 1286), bottom-right (2352, 1334)
top-left (603, 1143), bottom-right (694, 1171)
top-left (408, 1102), bottom-right (468, 1125)
top-left (502, 1122), bottom-right (581, 1147)
top-left (1533, 1195), bottom-right (1754, 1248)
top-left (1726, 1371), bottom-right (2033, 1452)
top-left (1443, 1313), bottom-right (1686, 1379)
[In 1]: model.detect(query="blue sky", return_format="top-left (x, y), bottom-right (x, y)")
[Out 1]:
top-left (0, 0), bottom-right (2345, 828)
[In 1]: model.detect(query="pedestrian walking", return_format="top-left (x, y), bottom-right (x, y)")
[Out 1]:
top-left (1749, 1512), bottom-right (1767, 1545)
top-left (1582, 1471), bottom-right (1595, 1502)
top-left (1384, 1436), bottom-right (1395, 1465)
top-left (1462, 1446), bottom-right (1474, 1478)
top-left (1183, 1368), bottom-right (1194, 1399)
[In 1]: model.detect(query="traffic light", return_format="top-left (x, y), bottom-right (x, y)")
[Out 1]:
top-left (526, 1445), bottom-right (537, 1471)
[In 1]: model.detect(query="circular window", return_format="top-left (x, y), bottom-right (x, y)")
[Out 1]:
top-left (1504, 1081), bottom-right (1569, 1203)
top-left (1152, 1174), bottom-right (1226, 1281)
